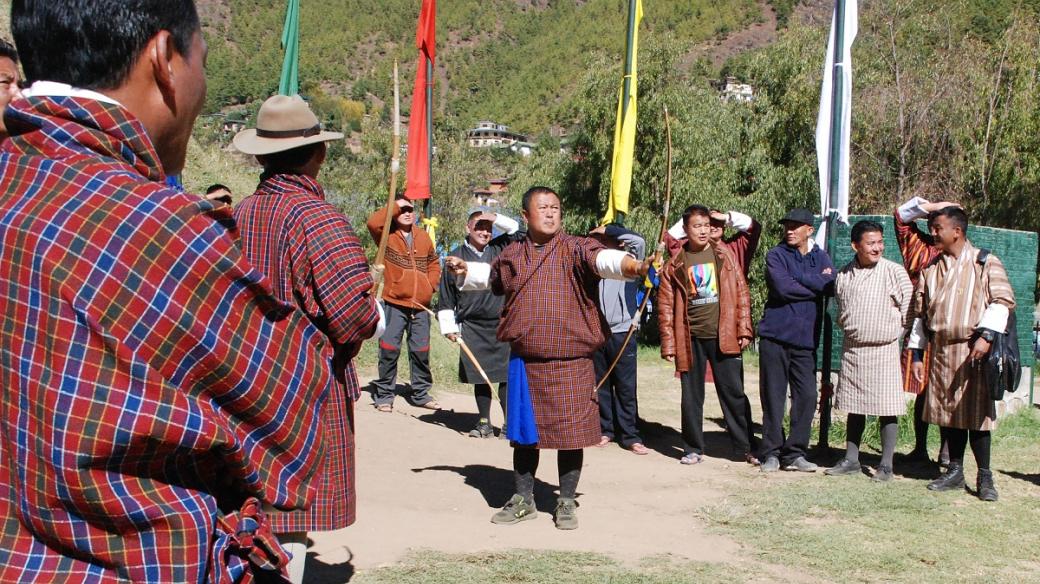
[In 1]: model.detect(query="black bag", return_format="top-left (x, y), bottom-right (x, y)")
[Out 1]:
top-left (975, 249), bottom-right (1022, 401)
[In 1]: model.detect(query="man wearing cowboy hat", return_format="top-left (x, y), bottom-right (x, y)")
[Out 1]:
top-left (233, 94), bottom-right (383, 584)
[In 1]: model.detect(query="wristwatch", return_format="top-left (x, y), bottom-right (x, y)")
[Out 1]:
top-left (976, 328), bottom-right (997, 343)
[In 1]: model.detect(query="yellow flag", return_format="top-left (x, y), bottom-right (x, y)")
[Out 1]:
top-left (602, 0), bottom-right (643, 225)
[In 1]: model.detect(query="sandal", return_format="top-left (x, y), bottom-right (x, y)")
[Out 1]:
top-left (680, 453), bottom-right (703, 465)
top-left (375, 404), bottom-right (393, 413)
top-left (418, 400), bottom-right (441, 410)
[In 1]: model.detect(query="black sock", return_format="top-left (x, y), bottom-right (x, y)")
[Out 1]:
top-left (557, 449), bottom-right (583, 500)
top-left (941, 427), bottom-right (968, 465)
top-left (474, 383), bottom-right (492, 422)
top-left (879, 416), bottom-right (898, 469)
top-left (497, 382), bottom-right (508, 419)
top-left (969, 430), bottom-right (991, 470)
top-left (845, 414), bottom-right (865, 463)
top-left (913, 393), bottom-right (929, 452)
top-left (513, 447), bottom-right (539, 504)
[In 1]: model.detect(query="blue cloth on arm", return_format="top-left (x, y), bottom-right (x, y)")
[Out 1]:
top-left (506, 354), bottom-right (539, 445)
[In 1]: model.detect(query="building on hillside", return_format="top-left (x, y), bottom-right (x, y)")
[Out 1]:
top-left (716, 76), bottom-right (754, 102)
top-left (467, 121), bottom-right (529, 150)
top-left (472, 177), bottom-right (510, 207)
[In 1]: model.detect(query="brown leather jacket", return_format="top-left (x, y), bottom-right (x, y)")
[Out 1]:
top-left (658, 243), bottom-right (753, 372)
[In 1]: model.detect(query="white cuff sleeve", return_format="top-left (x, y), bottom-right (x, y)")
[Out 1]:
top-left (458, 262), bottom-right (492, 291)
top-left (907, 318), bottom-right (927, 350)
top-left (897, 197), bottom-right (930, 223)
top-left (727, 210), bottom-right (753, 232)
top-left (595, 249), bottom-right (631, 281)
top-left (493, 214), bottom-right (520, 235)
top-left (977, 304), bottom-right (1010, 334)
top-left (437, 309), bottom-right (460, 335)
top-left (667, 219), bottom-right (686, 240)
top-left (373, 301), bottom-right (387, 339)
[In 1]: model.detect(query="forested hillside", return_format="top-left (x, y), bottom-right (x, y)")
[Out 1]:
top-left (199, 0), bottom-right (763, 134)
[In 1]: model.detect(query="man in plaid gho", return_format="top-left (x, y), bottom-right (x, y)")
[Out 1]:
top-left (233, 94), bottom-right (382, 584)
top-left (445, 187), bottom-right (652, 530)
top-left (0, 2), bottom-right (333, 582)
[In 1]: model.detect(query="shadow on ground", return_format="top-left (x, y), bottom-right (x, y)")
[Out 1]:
top-left (411, 463), bottom-right (565, 512)
top-left (998, 469), bottom-right (1040, 487)
top-left (303, 551), bottom-right (355, 584)
top-left (640, 418), bottom-right (751, 462)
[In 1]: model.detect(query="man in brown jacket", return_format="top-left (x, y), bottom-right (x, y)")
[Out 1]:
top-left (367, 197), bottom-right (442, 411)
top-left (659, 204), bottom-right (757, 465)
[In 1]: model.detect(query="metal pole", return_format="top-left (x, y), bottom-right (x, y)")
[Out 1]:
top-left (819, 0), bottom-right (847, 451)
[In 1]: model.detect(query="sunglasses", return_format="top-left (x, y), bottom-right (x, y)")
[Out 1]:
top-left (400, 206), bottom-right (414, 213)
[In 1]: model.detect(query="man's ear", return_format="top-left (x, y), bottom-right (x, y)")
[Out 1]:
top-left (150, 30), bottom-right (177, 111)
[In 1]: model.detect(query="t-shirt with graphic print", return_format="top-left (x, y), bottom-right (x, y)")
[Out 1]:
top-left (683, 247), bottom-right (720, 338)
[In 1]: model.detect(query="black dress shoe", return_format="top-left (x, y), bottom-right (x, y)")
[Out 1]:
top-left (977, 469), bottom-right (999, 502)
top-left (824, 458), bottom-right (861, 476)
top-left (927, 463), bottom-right (965, 491)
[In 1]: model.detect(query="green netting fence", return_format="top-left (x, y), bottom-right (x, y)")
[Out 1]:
top-left (815, 215), bottom-right (1038, 371)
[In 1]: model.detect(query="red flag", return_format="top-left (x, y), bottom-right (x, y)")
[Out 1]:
top-left (404, 0), bottom-right (435, 200)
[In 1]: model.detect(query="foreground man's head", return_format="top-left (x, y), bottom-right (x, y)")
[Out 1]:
top-left (12, 0), bottom-right (207, 175)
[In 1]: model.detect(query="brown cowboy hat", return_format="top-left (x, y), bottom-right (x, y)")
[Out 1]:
top-left (233, 95), bottom-right (344, 156)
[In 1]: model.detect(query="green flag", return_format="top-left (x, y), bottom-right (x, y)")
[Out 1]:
top-left (279, 0), bottom-right (300, 95)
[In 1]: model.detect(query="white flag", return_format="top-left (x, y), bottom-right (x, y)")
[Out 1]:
top-left (815, 0), bottom-right (858, 248)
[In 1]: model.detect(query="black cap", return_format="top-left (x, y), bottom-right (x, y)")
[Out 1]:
top-left (779, 208), bottom-right (814, 226)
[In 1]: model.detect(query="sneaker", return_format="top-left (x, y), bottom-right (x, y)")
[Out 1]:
top-left (926, 463), bottom-right (965, 492)
top-left (760, 456), bottom-right (780, 473)
top-left (824, 458), bottom-right (861, 476)
top-left (977, 469), bottom-right (999, 502)
top-left (554, 497), bottom-right (578, 530)
top-left (872, 465), bottom-right (894, 483)
top-left (468, 421), bottom-right (493, 438)
top-left (491, 494), bottom-right (538, 525)
top-left (782, 457), bottom-right (818, 472)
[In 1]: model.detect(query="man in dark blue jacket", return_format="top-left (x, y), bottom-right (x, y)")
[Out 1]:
top-left (757, 208), bottom-right (835, 472)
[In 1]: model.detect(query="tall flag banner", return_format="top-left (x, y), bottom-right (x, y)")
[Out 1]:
top-left (814, 0), bottom-right (857, 247)
top-left (405, 0), bottom-right (436, 200)
top-left (278, 0), bottom-right (300, 96)
top-left (603, 0), bottom-right (643, 225)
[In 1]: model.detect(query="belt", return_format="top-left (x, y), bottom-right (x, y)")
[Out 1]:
top-left (689, 296), bottom-right (719, 307)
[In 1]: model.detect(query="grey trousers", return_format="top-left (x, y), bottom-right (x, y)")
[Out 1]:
top-left (371, 303), bottom-right (433, 405)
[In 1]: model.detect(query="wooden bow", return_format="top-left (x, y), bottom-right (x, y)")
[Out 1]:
top-left (593, 106), bottom-right (673, 394)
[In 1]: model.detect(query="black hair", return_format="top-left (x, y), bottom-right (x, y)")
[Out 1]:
top-left (681, 204), bottom-right (711, 225)
top-left (11, 0), bottom-right (200, 89)
top-left (927, 206), bottom-right (968, 233)
top-left (0, 38), bottom-right (18, 64)
top-left (850, 220), bottom-right (883, 243)
top-left (521, 186), bottom-right (558, 212)
top-left (205, 183), bottom-right (230, 195)
top-left (256, 143), bottom-right (323, 174)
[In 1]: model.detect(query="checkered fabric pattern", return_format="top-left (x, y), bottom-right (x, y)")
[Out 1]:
top-left (0, 96), bottom-right (332, 583)
top-left (234, 174), bottom-right (379, 532)
top-left (490, 233), bottom-right (607, 449)
top-left (492, 234), bottom-right (608, 359)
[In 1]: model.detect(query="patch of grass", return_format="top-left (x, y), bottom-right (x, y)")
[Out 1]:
top-left (353, 549), bottom-right (754, 584)
top-left (700, 407), bottom-right (1040, 583)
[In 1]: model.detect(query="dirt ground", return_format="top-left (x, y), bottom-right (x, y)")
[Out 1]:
top-left (304, 360), bottom-right (814, 582)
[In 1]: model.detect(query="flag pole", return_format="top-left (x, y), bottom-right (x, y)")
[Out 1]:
top-left (819, 0), bottom-right (848, 451)
top-left (373, 62), bottom-right (402, 300)
top-left (424, 57), bottom-right (433, 218)
top-left (616, 0), bottom-right (638, 227)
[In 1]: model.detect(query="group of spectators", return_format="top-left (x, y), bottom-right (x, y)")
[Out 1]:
top-left (0, 1), bottom-right (1020, 582)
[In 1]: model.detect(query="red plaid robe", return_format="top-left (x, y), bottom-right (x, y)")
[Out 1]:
top-left (492, 233), bottom-right (607, 449)
top-left (234, 173), bottom-right (378, 532)
top-left (0, 96), bottom-right (332, 582)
